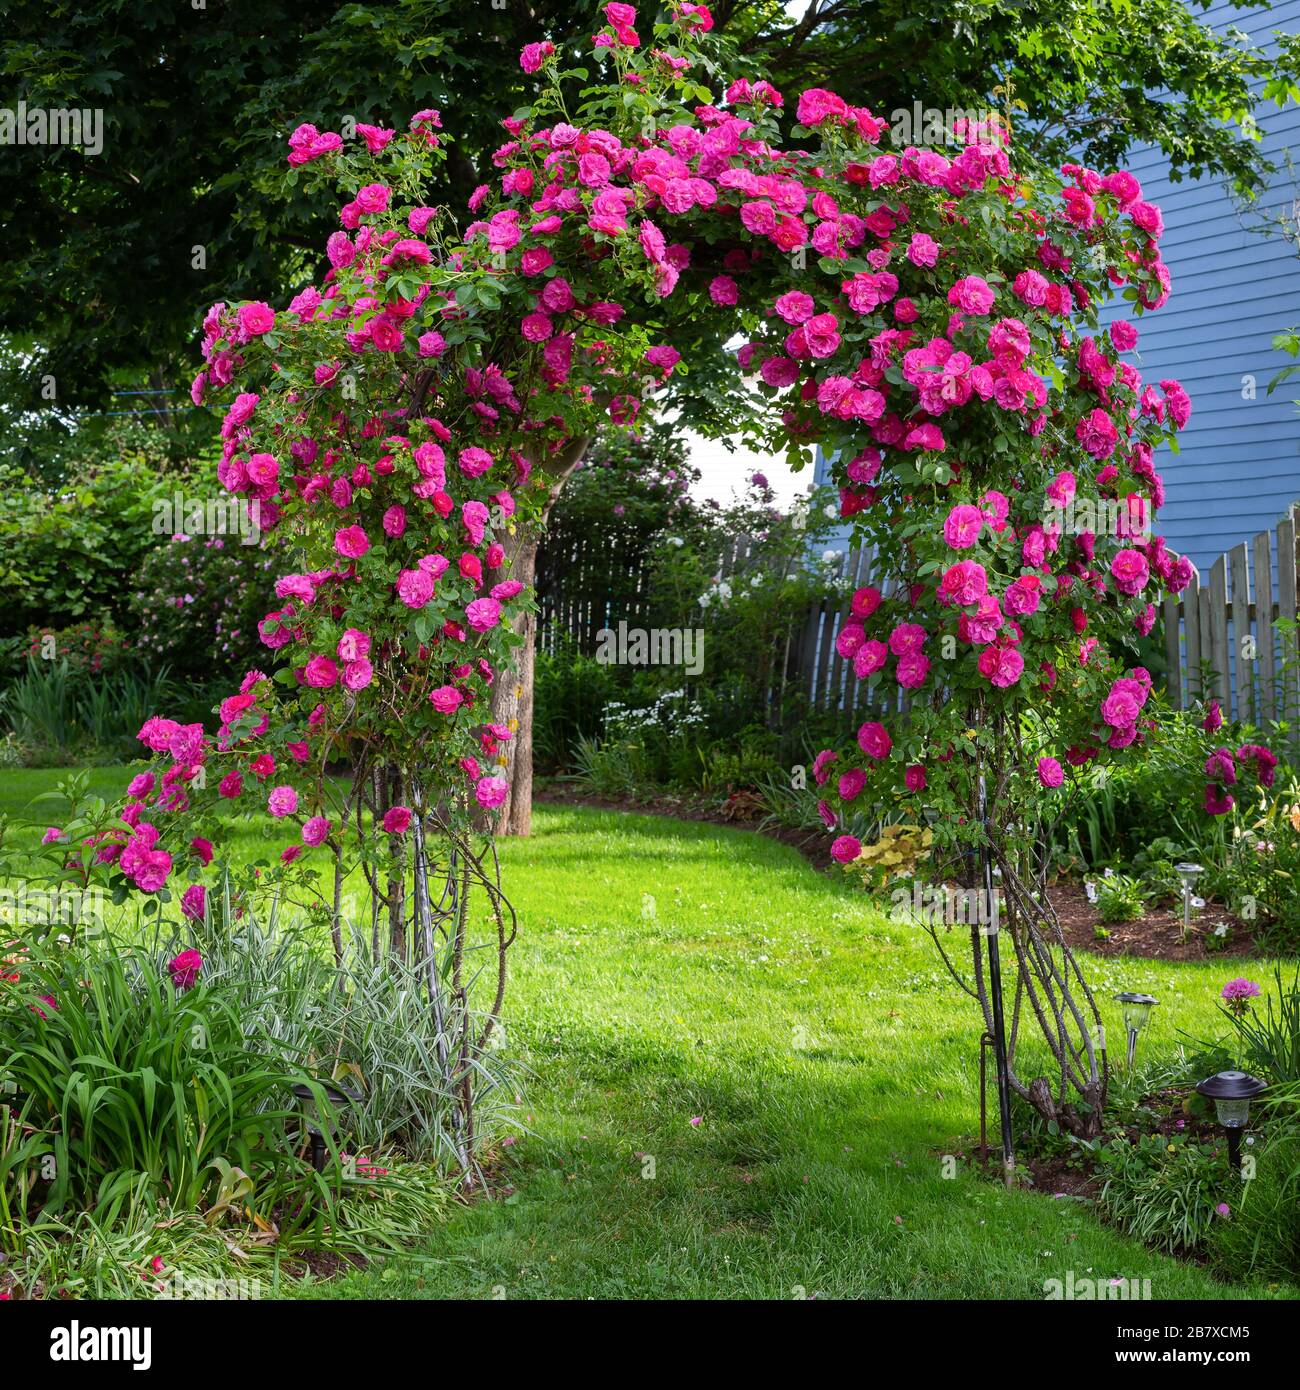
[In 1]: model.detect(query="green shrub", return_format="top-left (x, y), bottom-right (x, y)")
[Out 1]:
top-left (568, 733), bottom-right (655, 798)
top-left (534, 642), bottom-right (617, 772)
top-left (0, 659), bottom-right (178, 764)
top-left (1095, 1132), bottom-right (1230, 1253)
top-left (0, 937), bottom-right (311, 1217)
top-left (127, 529), bottom-right (274, 686)
top-left (0, 451), bottom-right (171, 639)
top-left (1096, 871), bottom-right (1147, 923)
top-left (1128, 837), bottom-right (1192, 905)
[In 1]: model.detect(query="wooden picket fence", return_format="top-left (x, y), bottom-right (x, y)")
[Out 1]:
top-left (537, 529), bottom-right (888, 729)
top-left (539, 504), bottom-right (1300, 739)
top-left (1161, 505), bottom-right (1300, 739)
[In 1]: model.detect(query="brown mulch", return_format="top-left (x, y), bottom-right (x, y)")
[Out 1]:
top-left (1021, 1151), bottom-right (1101, 1199)
top-left (1123, 1087), bottom-right (1222, 1147)
top-left (1048, 882), bottom-right (1259, 961)
top-left (284, 1248), bottom-right (369, 1281)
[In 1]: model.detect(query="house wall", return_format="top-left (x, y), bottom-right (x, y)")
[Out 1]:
top-left (1093, 0), bottom-right (1300, 576)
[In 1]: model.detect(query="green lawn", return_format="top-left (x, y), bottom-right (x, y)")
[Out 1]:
top-left (1, 768), bottom-right (1291, 1299)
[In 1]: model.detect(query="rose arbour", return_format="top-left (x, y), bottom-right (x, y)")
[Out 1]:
top-left (81, 2), bottom-right (1274, 1162)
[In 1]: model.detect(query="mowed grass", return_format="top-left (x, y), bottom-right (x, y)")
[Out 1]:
top-left (1, 768), bottom-right (1292, 1299)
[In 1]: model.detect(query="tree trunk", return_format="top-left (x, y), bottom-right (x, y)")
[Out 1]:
top-left (490, 531), bottom-right (540, 836)
top-left (491, 435), bottom-right (591, 836)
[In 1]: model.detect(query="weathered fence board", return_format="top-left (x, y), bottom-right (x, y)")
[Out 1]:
top-left (1163, 505), bottom-right (1300, 744)
top-left (1254, 529), bottom-right (1275, 723)
top-left (541, 502), bottom-right (1300, 741)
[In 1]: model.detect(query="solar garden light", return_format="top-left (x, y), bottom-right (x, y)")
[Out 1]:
top-left (1174, 862), bottom-right (1205, 936)
top-left (1195, 1070), bottom-right (1267, 1171)
top-left (1114, 992), bottom-right (1158, 1068)
top-left (291, 1079), bottom-right (361, 1173)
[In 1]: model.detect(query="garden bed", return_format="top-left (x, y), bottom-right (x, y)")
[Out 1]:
top-left (1048, 883), bottom-right (1258, 961)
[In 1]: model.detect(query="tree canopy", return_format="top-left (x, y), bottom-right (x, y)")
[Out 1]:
top-left (1, 0), bottom-right (1296, 467)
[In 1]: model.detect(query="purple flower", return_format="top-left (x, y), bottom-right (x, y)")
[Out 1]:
top-left (1221, 978), bottom-right (1260, 1016)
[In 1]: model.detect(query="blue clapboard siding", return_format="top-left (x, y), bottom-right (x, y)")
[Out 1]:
top-left (814, 0), bottom-right (1300, 573)
top-left (1093, 0), bottom-right (1300, 574)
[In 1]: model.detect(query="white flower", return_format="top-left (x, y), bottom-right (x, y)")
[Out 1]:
top-left (667, 536), bottom-right (684, 547)
top-left (821, 549), bottom-right (840, 566)
top-left (750, 573), bottom-right (764, 588)
top-left (698, 593), bottom-right (711, 609)
top-left (716, 581), bottom-right (733, 602)
top-left (823, 504), bottom-right (838, 520)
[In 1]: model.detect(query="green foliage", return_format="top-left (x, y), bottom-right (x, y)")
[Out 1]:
top-left (2, 1176), bottom-right (259, 1300)
top-left (1, 414), bottom-right (274, 697)
top-left (127, 530), bottom-right (275, 686)
top-left (1, 623), bottom-right (132, 682)
top-left (568, 732), bottom-right (656, 799)
top-left (0, 659), bottom-right (178, 765)
top-left (1267, 326), bottom-right (1300, 409)
top-left (1048, 695), bottom-right (1300, 948)
top-left (533, 643), bottom-right (619, 772)
top-left (0, 937), bottom-right (310, 1216)
top-left (1095, 1131), bottom-right (1230, 1254)
top-left (199, 917), bottom-right (516, 1167)
top-left (1095, 871), bottom-right (1148, 924)
top-left (754, 765), bottom-right (829, 832)
top-left (1127, 836), bottom-right (1190, 905)
top-left (1205, 1127), bottom-right (1300, 1285)
top-left (0, 451), bottom-right (171, 637)
top-left (1050, 699), bottom-right (1207, 868)
top-left (1225, 779), bottom-right (1300, 951)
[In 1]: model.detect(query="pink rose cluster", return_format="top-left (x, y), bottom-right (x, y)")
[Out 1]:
top-left (132, 14), bottom-right (1226, 890)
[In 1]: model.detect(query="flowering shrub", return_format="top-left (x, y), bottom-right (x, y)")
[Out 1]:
top-left (20, 623), bottom-right (131, 678)
top-left (104, 4), bottom-right (1199, 873)
top-left (128, 530), bottom-right (274, 684)
top-left (85, 2), bottom-right (1279, 1142)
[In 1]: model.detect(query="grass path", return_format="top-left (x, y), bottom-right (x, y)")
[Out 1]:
top-left (0, 770), bottom-right (1288, 1299)
top-left (292, 805), bottom-right (1288, 1300)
